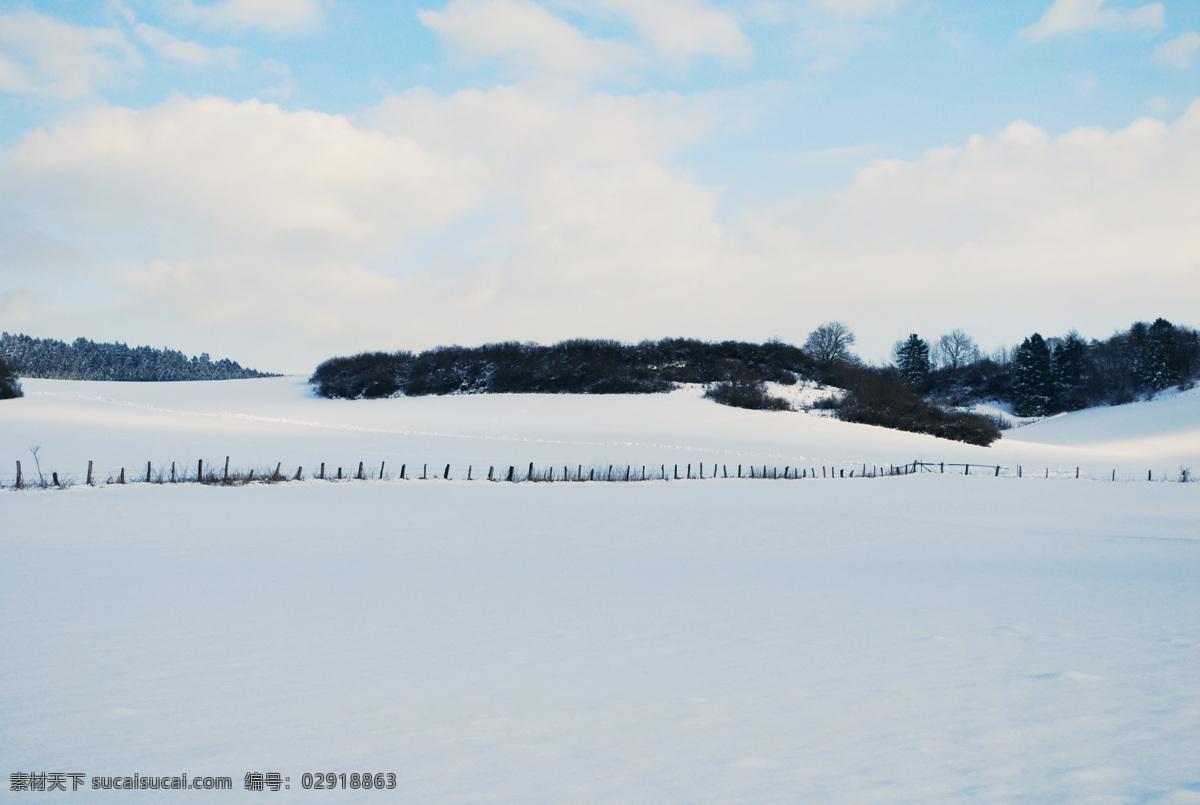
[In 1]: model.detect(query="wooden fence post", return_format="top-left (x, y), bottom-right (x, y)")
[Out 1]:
top-left (380, 461), bottom-right (385, 479)
top-left (965, 464), bottom-right (970, 476)
top-left (88, 460), bottom-right (94, 486)
top-left (147, 461), bottom-right (152, 483)
top-left (589, 468), bottom-right (595, 481)
top-left (1148, 470), bottom-right (1152, 481)
top-left (1112, 469), bottom-right (1115, 481)
top-left (445, 464), bottom-right (451, 480)
top-left (687, 464), bottom-right (691, 480)
top-left (507, 466), bottom-right (514, 482)
top-left (336, 467), bottom-right (341, 480)
top-left (224, 456), bottom-right (230, 482)
top-left (198, 459), bottom-right (203, 482)
top-left (422, 464), bottom-right (427, 479)
top-left (358, 461), bottom-right (365, 480)
top-left (319, 462), bottom-right (325, 480)
top-left (625, 466), bottom-right (630, 481)
top-left (119, 468), bottom-right (125, 484)
top-left (295, 466), bottom-right (303, 481)
top-left (53, 472), bottom-right (59, 487)
top-left (995, 465), bottom-right (1000, 476)
top-left (674, 464), bottom-right (679, 480)
top-left (488, 466), bottom-right (494, 481)
top-left (468, 465), bottom-right (472, 481)
top-left (738, 464), bottom-right (742, 478)
top-left (400, 464), bottom-right (405, 479)
top-left (170, 462), bottom-right (175, 483)
top-left (1075, 467), bottom-right (1079, 479)
top-left (14, 460), bottom-right (21, 489)
top-left (528, 462), bottom-right (534, 481)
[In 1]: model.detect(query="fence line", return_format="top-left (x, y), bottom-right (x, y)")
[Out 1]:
top-left (2, 456), bottom-right (1193, 490)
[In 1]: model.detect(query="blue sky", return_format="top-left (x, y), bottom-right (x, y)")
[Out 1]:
top-left (1, 0), bottom-right (1198, 371)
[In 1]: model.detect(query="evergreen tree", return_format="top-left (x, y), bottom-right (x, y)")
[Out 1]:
top-left (893, 334), bottom-right (931, 387)
top-left (1012, 333), bottom-right (1056, 416)
top-left (1145, 318), bottom-right (1179, 391)
top-left (1051, 331), bottom-right (1087, 410)
top-left (0, 356), bottom-right (22, 399)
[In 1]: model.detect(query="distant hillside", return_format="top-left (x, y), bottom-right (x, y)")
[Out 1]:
top-left (0, 333), bottom-right (277, 382)
top-left (309, 337), bottom-right (1001, 446)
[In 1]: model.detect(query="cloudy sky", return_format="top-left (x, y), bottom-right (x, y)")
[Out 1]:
top-left (1, 0), bottom-right (1197, 372)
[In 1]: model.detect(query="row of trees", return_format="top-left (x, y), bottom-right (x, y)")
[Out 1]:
top-left (311, 338), bottom-right (815, 399)
top-left (889, 318), bottom-right (1200, 416)
top-left (0, 333), bottom-right (276, 382)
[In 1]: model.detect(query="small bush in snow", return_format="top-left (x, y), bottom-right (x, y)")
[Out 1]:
top-left (704, 381), bottom-right (792, 411)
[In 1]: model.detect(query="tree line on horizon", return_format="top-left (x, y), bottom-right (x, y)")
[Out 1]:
top-left (891, 317), bottom-right (1199, 417)
top-left (308, 317), bottom-right (1199, 446)
top-left (0, 333), bottom-right (277, 384)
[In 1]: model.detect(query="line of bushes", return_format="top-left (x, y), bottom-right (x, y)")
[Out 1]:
top-left (310, 338), bottom-right (815, 399)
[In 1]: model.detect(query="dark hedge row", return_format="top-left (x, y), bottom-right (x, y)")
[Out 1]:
top-left (310, 338), bottom-right (815, 399)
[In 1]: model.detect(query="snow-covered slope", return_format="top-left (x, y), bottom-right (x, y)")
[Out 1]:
top-left (1003, 385), bottom-right (1200, 466)
top-left (3, 377), bottom-right (1197, 484)
top-left (3, 378), bottom-right (1198, 803)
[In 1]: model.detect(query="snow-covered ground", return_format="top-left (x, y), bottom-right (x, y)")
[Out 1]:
top-left (2, 378), bottom-right (1199, 802)
top-left (3, 376), bottom-right (1198, 483)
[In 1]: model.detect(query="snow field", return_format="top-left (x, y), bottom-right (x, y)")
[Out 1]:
top-left (3, 478), bottom-right (1198, 803)
top-left (3, 377), bottom-right (1199, 488)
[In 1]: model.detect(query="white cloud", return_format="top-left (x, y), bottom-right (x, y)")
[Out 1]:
top-left (1155, 31), bottom-right (1200, 68)
top-left (134, 23), bottom-right (238, 68)
top-left (751, 0), bottom-right (900, 21)
top-left (4, 96), bottom-right (484, 252)
top-left (175, 0), bottom-right (324, 35)
top-left (1023, 0), bottom-right (1164, 41)
top-left (806, 0), bottom-right (900, 16)
top-left (581, 0), bottom-right (752, 63)
top-left (419, 0), bottom-right (638, 82)
top-left (0, 10), bottom-right (141, 97)
top-left (1145, 95), bottom-right (1171, 113)
top-left (259, 58), bottom-right (296, 98)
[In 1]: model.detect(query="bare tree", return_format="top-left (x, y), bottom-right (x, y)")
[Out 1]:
top-left (804, 322), bottom-right (857, 365)
top-left (935, 330), bottom-right (980, 370)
